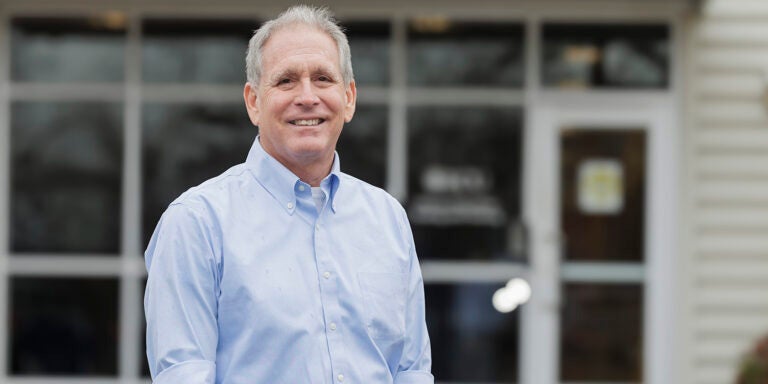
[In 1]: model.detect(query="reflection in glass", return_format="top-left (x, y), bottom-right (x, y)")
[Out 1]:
top-left (426, 283), bottom-right (519, 382)
top-left (336, 105), bottom-right (387, 188)
top-left (408, 21), bottom-right (524, 87)
top-left (342, 21), bottom-right (390, 86)
top-left (560, 129), bottom-right (646, 261)
top-left (11, 102), bottom-right (123, 253)
top-left (542, 23), bottom-right (669, 88)
top-left (142, 19), bottom-right (257, 83)
top-left (10, 277), bottom-right (119, 375)
top-left (408, 107), bottom-right (524, 261)
top-left (560, 283), bottom-right (643, 381)
top-left (11, 17), bottom-right (126, 82)
top-left (142, 103), bottom-right (255, 245)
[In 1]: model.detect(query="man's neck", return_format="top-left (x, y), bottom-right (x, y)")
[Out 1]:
top-left (293, 160), bottom-right (332, 187)
top-left (272, 151), bottom-right (333, 187)
top-left (258, 138), bottom-right (335, 187)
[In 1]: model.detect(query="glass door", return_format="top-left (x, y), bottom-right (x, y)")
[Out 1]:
top-left (524, 99), bottom-right (678, 384)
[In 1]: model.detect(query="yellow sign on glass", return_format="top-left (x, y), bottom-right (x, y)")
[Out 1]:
top-left (577, 159), bottom-right (624, 215)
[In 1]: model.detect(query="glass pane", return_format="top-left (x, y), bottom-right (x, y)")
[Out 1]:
top-left (343, 21), bottom-right (390, 86)
top-left (408, 21), bottom-right (524, 87)
top-left (142, 103), bottom-right (255, 245)
top-left (426, 283), bottom-right (520, 382)
top-left (11, 16), bottom-right (126, 82)
top-left (142, 19), bottom-right (257, 83)
top-left (560, 129), bottom-right (646, 261)
top-left (542, 23), bottom-right (670, 89)
top-left (11, 102), bottom-right (123, 254)
top-left (10, 277), bottom-right (119, 375)
top-left (408, 107), bottom-right (524, 261)
top-left (560, 283), bottom-right (643, 381)
top-left (336, 105), bottom-right (387, 188)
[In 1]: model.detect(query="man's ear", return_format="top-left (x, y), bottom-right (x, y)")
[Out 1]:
top-left (343, 80), bottom-right (357, 123)
top-left (244, 82), bottom-right (260, 126)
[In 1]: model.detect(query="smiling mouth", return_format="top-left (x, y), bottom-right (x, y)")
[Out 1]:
top-left (289, 119), bottom-right (325, 126)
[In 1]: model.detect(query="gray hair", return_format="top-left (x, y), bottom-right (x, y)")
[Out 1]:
top-left (245, 5), bottom-right (354, 88)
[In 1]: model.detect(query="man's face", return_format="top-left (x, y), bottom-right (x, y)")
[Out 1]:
top-left (244, 24), bottom-right (356, 169)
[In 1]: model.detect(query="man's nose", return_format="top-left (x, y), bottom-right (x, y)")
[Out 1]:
top-left (294, 78), bottom-right (320, 106)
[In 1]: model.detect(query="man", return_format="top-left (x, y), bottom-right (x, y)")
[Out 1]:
top-left (144, 5), bottom-right (433, 384)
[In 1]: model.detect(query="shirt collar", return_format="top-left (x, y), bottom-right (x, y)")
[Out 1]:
top-left (245, 136), bottom-right (341, 215)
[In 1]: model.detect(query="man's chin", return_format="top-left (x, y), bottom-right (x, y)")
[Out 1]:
top-left (288, 140), bottom-right (334, 161)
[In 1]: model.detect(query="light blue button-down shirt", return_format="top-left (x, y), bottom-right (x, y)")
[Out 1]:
top-left (144, 137), bottom-right (433, 384)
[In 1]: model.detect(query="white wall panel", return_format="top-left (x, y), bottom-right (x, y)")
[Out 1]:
top-left (695, 100), bottom-right (767, 123)
top-left (696, 264), bottom-right (768, 282)
top-left (695, 336), bottom-right (756, 360)
top-left (696, 288), bottom-right (768, 309)
top-left (694, 234), bottom-right (768, 258)
top-left (692, 365), bottom-right (737, 384)
top-left (699, 20), bottom-right (768, 45)
top-left (694, 313), bottom-right (768, 334)
top-left (697, 47), bottom-right (768, 71)
top-left (697, 128), bottom-right (768, 151)
top-left (696, 73), bottom-right (764, 98)
top-left (697, 154), bottom-right (768, 176)
top-left (704, 0), bottom-right (768, 18)
top-left (696, 180), bottom-right (768, 201)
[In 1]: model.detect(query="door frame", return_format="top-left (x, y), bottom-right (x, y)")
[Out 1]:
top-left (522, 93), bottom-right (680, 384)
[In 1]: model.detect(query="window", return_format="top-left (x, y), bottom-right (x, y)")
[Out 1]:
top-left (11, 16), bottom-right (126, 83)
top-left (142, 19), bottom-right (256, 84)
top-left (0, 9), bottom-right (674, 384)
top-left (542, 23), bottom-right (670, 89)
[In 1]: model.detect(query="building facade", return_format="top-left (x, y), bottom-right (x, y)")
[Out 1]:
top-left (0, 0), bottom-right (764, 383)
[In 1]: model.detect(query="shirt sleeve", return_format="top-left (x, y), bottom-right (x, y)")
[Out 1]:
top-left (395, 208), bottom-right (435, 384)
top-left (144, 202), bottom-right (220, 384)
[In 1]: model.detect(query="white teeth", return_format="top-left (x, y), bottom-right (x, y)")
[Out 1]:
top-left (292, 119), bottom-right (321, 126)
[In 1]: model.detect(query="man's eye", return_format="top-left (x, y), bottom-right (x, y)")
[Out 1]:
top-left (278, 78), bottom-right (292, 85)
top-left (317, 76), bottom-right (331, 82)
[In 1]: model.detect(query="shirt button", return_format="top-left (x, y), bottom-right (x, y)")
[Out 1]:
top-left (337, 374), bottom-right (344, 382)
top-left (298, 185), bottom-right (305, 191)
top-left (315, 223), bottom-right (320, 230)
top-left (286, 202), bottom-right (294, 209)
top-left (323, 271), bottom-right (331, 279)
top-left (329, 322), bottom-right (337, 331)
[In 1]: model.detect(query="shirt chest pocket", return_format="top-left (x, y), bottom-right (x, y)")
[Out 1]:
top-left (358, 272), bottom-right (407, 341)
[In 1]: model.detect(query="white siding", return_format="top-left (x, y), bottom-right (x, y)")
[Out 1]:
top-left (687, 1), bottom-right (768, 383)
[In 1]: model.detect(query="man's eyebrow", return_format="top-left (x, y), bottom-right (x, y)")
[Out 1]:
top-left (268, 66), bottom-right (338, 84)
top-left (269, 69), bottom-right (299, 83)
top-left (309, 65), bottom-right (334, 74)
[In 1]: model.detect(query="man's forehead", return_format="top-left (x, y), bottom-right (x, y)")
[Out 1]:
top-left (260, 26), bottom-right (341, 75)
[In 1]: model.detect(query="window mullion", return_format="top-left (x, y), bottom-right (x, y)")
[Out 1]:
top-left (119, 10), bottom-right (143, 381)
top-left (0, 5), bottom-right (12, 381)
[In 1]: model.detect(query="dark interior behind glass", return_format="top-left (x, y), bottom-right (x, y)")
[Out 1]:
top-left (10, 277), bottom-right (119, 375)
top-left (11, 16), bottom-right (126, 82)
top-left (426, 283), bottom-right (520, 382)
top-left (407, 107), bottom-right (524, 261)
top-left (542, 23), bottom-right (669, 89)
top-left (11, 102), bottom-right (123, 254)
